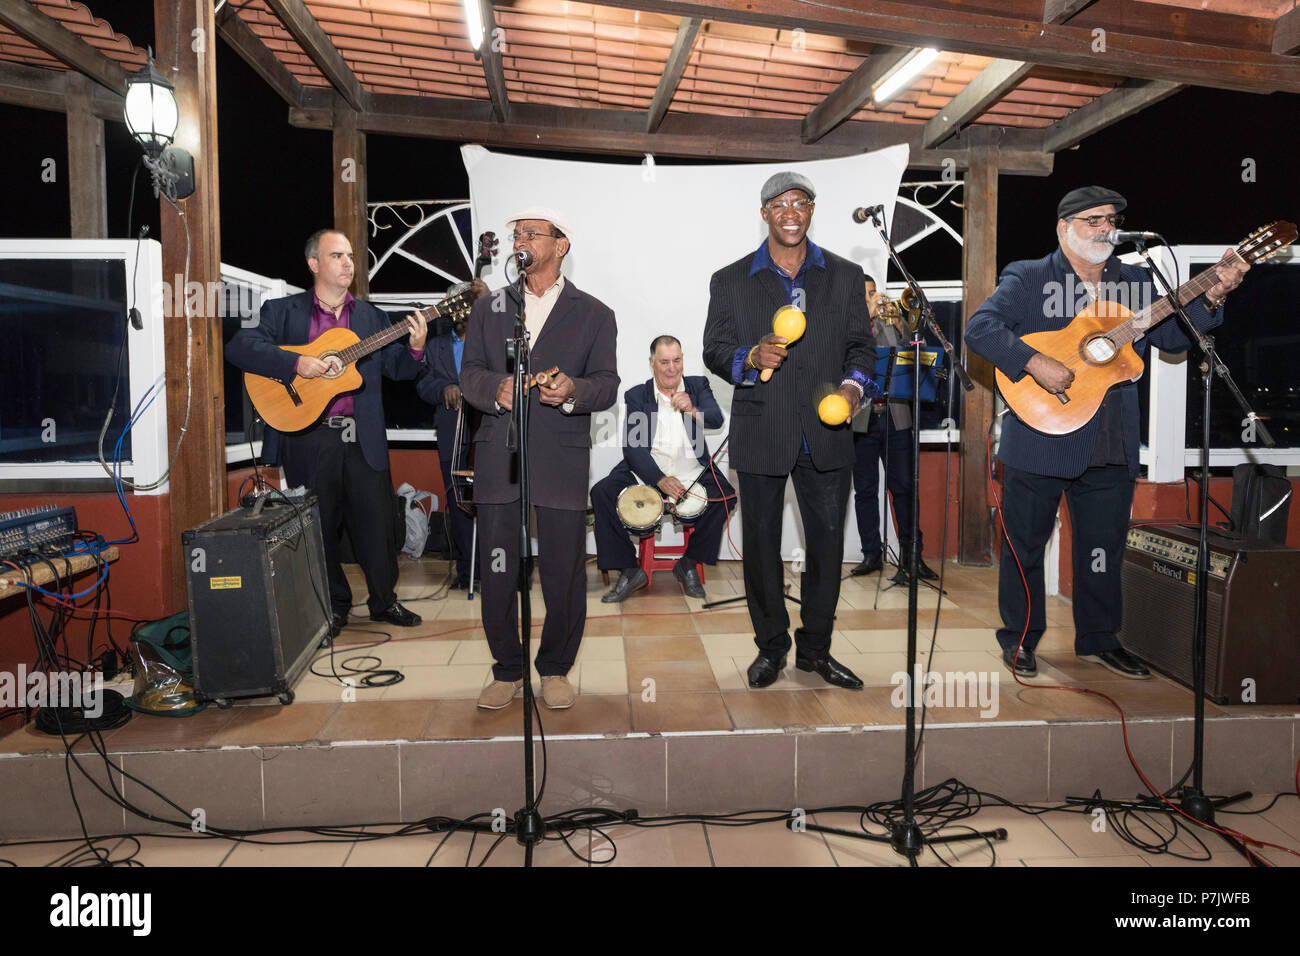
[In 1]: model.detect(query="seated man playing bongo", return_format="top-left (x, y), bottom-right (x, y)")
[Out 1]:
top-left (592, 336), bottom-right (736, 602)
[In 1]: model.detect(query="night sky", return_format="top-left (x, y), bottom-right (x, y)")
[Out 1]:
top-left (1, 2), bottom-right (1297, 287)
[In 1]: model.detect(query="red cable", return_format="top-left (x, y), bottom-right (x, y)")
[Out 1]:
top-left (985, 434), bottom-right (1297, 864)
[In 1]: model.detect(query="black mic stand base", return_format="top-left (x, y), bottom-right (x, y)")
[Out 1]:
top-left (788, 816), bottom-right (1007, 863)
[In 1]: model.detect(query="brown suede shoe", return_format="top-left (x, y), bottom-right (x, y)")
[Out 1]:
top-left (477, 679), bottom-right (523, 710)
top-left (540, 675), bottom-right (576, 710)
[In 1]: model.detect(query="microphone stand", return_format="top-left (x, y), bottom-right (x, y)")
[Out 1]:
top-left (794, 207), bottom-right (1002, 864)
top-left (445, 256), bottom-right (631, 865)
top-left (1066, 238), bottom-right (1258, 846)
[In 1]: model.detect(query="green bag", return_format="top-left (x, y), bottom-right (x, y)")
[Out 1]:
top-left (128, 611), bottom-right (206, 716)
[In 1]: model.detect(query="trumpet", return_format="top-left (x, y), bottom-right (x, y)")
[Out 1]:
top-left (875, 288), bottom-right (922, 331)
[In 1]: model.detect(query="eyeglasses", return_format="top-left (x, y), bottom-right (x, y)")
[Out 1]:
top-left (766, 199), bottom-right (815, 212)
top-left (510, 229), bottom-right (561, 242)
top-left (1069, 214), bottom-right (1124, 228)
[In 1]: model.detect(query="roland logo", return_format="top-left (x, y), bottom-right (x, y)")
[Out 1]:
top-left (1152, 560), bottom-right (1182, 581)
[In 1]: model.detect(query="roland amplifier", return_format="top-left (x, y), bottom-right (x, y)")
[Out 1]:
top-left (1119, 524), bottom-right (1300, 705)
top-left (183, 495), bottom-right (330, 707)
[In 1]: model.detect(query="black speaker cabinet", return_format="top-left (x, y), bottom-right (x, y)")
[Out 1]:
top-left (183, 496), bottom-right (330, 707)
top-left (1119, 524), bottom-right (1300, 705)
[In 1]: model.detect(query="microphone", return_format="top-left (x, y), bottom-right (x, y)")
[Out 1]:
top-left (513, 248), bottom-right (533, 269)
top-left (852, 205), bottom-right (884, 224)
top-left (1105, 229), bottom-right (1162, 245)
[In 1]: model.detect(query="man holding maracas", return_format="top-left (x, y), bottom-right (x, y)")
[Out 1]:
top-left (702, 171), bottom-right (878, 690)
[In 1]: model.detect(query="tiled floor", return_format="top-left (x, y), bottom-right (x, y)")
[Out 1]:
top-left (2, 794), bottom-right (1297, 867)
top-left (3, 555), bottom-right (1284, 755)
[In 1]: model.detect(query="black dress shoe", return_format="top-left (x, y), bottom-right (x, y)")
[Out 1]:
top-left (1001, 646), bottom-right (1037, 677)
top-left (747, 653), bottom-right (786, 688)
top-left (450, 573), bottom-right (471, 590)
top-left (369, 602), bottom-right (422, 627)
top-left (851, 555), bottom-right (883, 576)
top-left (330, 611), bottom-right (348, 637)
top-left (1080, 647), bottom-right (1151, 680)
top-left (601, 568), bottom-right (648, 603)
top-left (673, 557), bottom-right (706, 599)
top-left (796, 655), bottom-right (864, 690)
top-left (893, 559), bottom-right (939, 583)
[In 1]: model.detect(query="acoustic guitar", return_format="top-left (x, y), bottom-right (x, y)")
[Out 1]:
top-left (996, 221), bottom-right (1296, 436)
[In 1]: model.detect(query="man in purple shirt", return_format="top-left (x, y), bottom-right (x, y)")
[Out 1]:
top-left (226, 229), bottom-right (429, 634)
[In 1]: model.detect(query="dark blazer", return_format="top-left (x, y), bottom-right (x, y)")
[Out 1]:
top-left (225, 291), bottom-right (426, 472)
top-left (702, 246), bottom-right (874, 475)
top-left (458, 279), bottom-right (619, 510)
top-left (965, 248), bottom-right (1223, 479)
top-left (608, 376), bottom-right (733, 495)
top-left (414, 329), bottom-right (464, 465)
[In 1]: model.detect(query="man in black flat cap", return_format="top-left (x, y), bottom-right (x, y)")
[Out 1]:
top-left (965, 186), bottom-right (1249, 680)
top-left (702, 170), bottom-right (877, 690)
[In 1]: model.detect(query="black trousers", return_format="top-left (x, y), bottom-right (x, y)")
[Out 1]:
top-left (851, 412), bottom-right (922, 562)
top-left (476, 502), bottom-right (586, 681)
top-left (279, 423), bottom-right (398, 617)
top-left (590, 469), bottom-right (735, 572)
top-left (739, 454), bottom-right (851, 662)
top-left (436, 450), bottom-right (475, 577)
top-left (997, 463), bottom-right (1134, 655)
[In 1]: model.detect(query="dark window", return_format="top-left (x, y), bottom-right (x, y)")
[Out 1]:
top-left (0, 259), bottom-right (132, 463)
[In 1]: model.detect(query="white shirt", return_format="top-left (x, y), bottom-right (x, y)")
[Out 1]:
top-left (524, 275), bottom-right (565, 342)
top-left (650, 381), bottom-right (703, 485)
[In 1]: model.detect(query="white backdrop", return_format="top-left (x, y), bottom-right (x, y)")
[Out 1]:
top-left (462, 144), bottom-right (909, 560)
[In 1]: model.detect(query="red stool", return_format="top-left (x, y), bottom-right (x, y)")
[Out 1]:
top-left (638, 525), bottom-right (705, 586)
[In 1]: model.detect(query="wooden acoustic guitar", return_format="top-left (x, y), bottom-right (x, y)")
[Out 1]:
top-left (996, 221), bottom-right (1296, 436)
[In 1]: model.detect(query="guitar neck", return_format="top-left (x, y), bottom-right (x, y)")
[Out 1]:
top-left (1129, 252), bottom-right (1235, 338)
top-left (334, 304), bottom-right (440, 367)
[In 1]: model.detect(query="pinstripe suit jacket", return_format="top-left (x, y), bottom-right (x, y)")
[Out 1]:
top-left (965, 248), bottom-right (1222, 479)
top-left (702, 245), bottom-right (874, 475)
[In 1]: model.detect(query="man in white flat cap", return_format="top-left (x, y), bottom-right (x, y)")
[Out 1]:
top-left (459, 208), bottom-right (620, 710)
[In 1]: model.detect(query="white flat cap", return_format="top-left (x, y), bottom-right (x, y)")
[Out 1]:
top-left (507, 207), bottom-right (574, 243)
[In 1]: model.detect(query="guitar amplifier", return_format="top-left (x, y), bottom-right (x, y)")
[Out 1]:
top-left (182, 495), bottom-right (330, 706)
top-left (1119, 524), bottom-right (1300, 705)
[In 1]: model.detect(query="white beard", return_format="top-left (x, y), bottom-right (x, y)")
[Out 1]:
top-left (1064, 226), bottom-right (1113, 265)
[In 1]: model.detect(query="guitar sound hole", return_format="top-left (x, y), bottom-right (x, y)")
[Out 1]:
top-left (1083, 336), bottom-right (1117, 364)
top-left (320, 353), bottom-right (346, 379)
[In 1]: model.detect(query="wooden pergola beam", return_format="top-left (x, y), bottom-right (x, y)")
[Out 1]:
top-left (289, 94), bottom-right (1055, 174)
top-left (1042, 78), bottom-right (1183, 153)
top-left (1042, 0), bottom-right (1098, 24)
top-left (646, 17), bottom-right (700, 133)
top-left (478, 2), bottom-right (510, 123)
top-left (1274, 7), bottom-right (1300, 55)
top-left (0, 61), bottom-right (122, 119)
top-left (586, 0), bottom-right (1300, 94)
top-left (263, 0), bottom-right (365, 111)
top-left (65, 72), bottom-right (106, 238)
top-left (801, 46), bottom-right (912, 144)
top-left (0, 0), bottom-right (127, 95)
top-left (923, 59), bottom-right (1032, 148)
top-left (216, 3), bottom-right (305, 107)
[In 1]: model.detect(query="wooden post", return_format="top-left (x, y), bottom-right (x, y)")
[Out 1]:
top-left (959, 152), bottom-right (998, 565)
top-left (65, 72), bottom-right (107, 238)
top-left (155, 0), bottom-right (226, 611)
top-left (333, 100), bottom-right (368, 298)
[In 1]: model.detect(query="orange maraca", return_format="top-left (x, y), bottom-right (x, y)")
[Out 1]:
top-left (818, 392), bottom-right (851, 426)
top-left (760, 305), bottom-right (806, 382)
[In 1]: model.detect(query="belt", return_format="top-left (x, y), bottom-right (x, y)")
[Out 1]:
top-left (323, 416), bottom-right (352, 429)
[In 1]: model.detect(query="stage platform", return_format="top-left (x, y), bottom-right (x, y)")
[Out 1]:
top-left (1, 558), bottom-right (1297, 865)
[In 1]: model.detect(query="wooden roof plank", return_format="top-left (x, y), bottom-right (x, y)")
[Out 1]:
top-left (1042, 0), bottom-right (1099, 25)
top-left (264, 0), bottom-right (366, 109)
top-left (478, 2), bottom-right (511, 121)
top-left (583, 0), bottom-right (1300, 94)
top-left (801, 46), bottom-right (912, 143)
top-left (1041, 77), bottom-right (1183, 152)
top-left (923, 58), bottom-right (1033, 147)
top-left (217, 5), bottom-right (306, 107)
top-left (645, 16), bottom-right (699, 132)
top-left (1274, 7), bottom-right (1300, 55)
top-left (0, 0), bottom-right (126, 94)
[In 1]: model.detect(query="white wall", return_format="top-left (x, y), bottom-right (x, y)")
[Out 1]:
top-left (463, 145), bottom-right (910, 559)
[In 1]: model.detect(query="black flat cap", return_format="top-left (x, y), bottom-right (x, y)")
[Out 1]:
top-left (761, 171), bottom-right (816, 206)
top-left (1057, 186), bottom-right (1127, 220)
